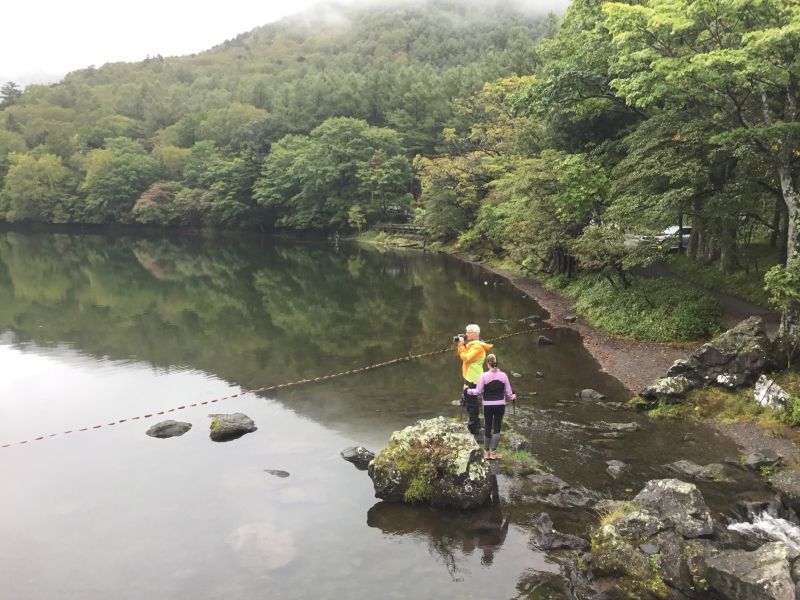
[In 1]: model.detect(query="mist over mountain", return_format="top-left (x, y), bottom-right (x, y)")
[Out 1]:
top-left (0, 0), bottom-right (558, 228)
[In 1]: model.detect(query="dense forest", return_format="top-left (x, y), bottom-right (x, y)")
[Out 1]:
top-left (1, 0), bottom-right (799, 351)
top-left (0, 1), bottom-right (554, 229)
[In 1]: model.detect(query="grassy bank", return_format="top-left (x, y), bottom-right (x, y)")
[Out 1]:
top-left (648, 370), bottom-right (800, 433)
top-left (541, 273), bottom-right (722, 343)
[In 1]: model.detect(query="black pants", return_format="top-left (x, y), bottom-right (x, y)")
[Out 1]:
top-left (484, 404), bottom-right (505, 435)
top-left (463, 381), bottom-right (480, 434)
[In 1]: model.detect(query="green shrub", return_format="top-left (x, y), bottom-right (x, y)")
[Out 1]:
top-left (545, 274), bottom-right (721, 342)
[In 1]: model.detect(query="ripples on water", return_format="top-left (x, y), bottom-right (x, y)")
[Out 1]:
top-left (0, 232), bottom-right (772, 599)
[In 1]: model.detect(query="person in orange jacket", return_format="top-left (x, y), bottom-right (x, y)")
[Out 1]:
top-left (456, 323), bottom-right (494, 435)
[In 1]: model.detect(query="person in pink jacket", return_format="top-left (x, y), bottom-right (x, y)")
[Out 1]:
top-left (466, 353), bottom-right (516, 460)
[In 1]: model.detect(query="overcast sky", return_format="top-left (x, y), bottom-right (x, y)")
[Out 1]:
top-left (1, 1), bottom-right (322, 85)
top-left (2, 0), bottom-right (569, 86)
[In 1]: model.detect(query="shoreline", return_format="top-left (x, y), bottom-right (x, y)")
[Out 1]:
top-left (467, 259), bottom-right (694, 394)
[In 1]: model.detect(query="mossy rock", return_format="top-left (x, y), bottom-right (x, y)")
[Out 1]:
top-left (368, 416), bottom-right (493, 509)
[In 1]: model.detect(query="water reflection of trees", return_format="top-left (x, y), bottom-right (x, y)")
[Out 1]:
top-left (0, 232), bottom-right (531, 391)
top-left (366, 478), bottom-right (509, 579)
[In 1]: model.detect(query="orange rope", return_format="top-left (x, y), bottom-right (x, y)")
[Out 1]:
top-left (1, 325), bottom-right (549, 448)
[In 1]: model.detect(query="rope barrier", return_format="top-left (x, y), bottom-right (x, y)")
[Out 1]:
top-left (1, 325), bottom-right (550, 448)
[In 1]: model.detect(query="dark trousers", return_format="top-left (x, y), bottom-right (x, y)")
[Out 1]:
top-left (484, 404), bottom-right (505, 435)
top-left (463, 380), bottom-right (480, 434)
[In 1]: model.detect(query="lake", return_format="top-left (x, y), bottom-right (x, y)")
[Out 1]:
top-left (0, 231), bottom-right (766, 599)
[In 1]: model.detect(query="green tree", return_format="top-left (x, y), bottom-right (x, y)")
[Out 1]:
top-left (604, 0), bottom-right (800, 350)
top-left (0, 82), bottom-right (22, 108)
top-left (254, 118), bottom-right (411, 230)
top-left (82, 138), bottom-right (159, 222)
top-left (0, 152), bottom-right (75, 222)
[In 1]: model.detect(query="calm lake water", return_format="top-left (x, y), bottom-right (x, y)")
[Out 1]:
top-left (0, 231), bottom-right (768, 599)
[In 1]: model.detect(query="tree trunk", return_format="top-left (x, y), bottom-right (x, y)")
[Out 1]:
top-left (718, 219), bottom-right (739, 272)
top-left (775, 158), bottom-right (800, 359)
top-left (688, 199), bottom-right (701, 259)
top-left (770, 196), bottom-right (783, 248)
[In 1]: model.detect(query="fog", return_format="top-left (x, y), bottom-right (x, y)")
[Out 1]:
top-left (1, 0), bottom-right (570, 86)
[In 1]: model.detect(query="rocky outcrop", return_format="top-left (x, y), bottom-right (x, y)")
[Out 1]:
top-left (340, 446), bottom-right (375, 470)
top-left (639, 317), bottom-right (775, 404)
top-left (208, 413), bottom-right (257, 442)
top-left (705, 542), bottom-right (797, 600)
top-left (633, 479), bottom-right (714, 538)
top-left (586, 479), bottom-right (715, 598)
top-left (367, 417), bottom-right (492, 509)
top-left (145, 420), bottom-right (192, 438)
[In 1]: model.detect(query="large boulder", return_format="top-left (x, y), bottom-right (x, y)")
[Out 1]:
top-left (367, 417), bottom-right (492, 509)
top-left (632, 479), bottom-right (714, 539)
top-left (705, 542), bottom-right (797, 600)
top-left (640, 317), bottom-right (774, 403)
top-left (667, 317), bottom-right (774, 388)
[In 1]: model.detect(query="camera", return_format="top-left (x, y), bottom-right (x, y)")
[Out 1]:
top-left (452, 333), bottom-right (466, 343)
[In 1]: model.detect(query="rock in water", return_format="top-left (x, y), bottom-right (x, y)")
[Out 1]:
top-left (264, 469), bottom-right (290, 478)
top-left (208, 413), bottom-right (257, 442)
top-left (146, 420), bottom-right (192, 438)
top-left (368, 416), bottom-right (492, 509)
top-left (576, 389), bottom-right (606, 400)
top-left (340, 446), bottom-right (375, 470)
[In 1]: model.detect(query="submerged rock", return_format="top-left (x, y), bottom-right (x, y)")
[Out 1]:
top-left (538, 335), bottom-right (555, 346)
top-left (145, 420), bottom-right (192, 439)
top-left (576, 388), bottom-right (606, 400)
top-left (743, 449), bottom-right (782, 471)
top-left (208, 413), bottom-right (257, 442)
top-left (367, 417), bottom-right (492, 509)
top-left (529, 512), bottom-right (588, 551)
top-left (606, 460), bottom-right (628, 479)
top-left (591, 421), bottom-right (640, 433)
top-left (664, 459), bottom-right (730, 482)
top-left (340, 446), bottom-right (375, 470)
top-left (521, 473), bottom-right (599, 508)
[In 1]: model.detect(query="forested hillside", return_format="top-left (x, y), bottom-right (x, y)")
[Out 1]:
top-left (2, 0), bottom-right (799, 351)
top-left (0, 0), bottom-right (555, 229)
